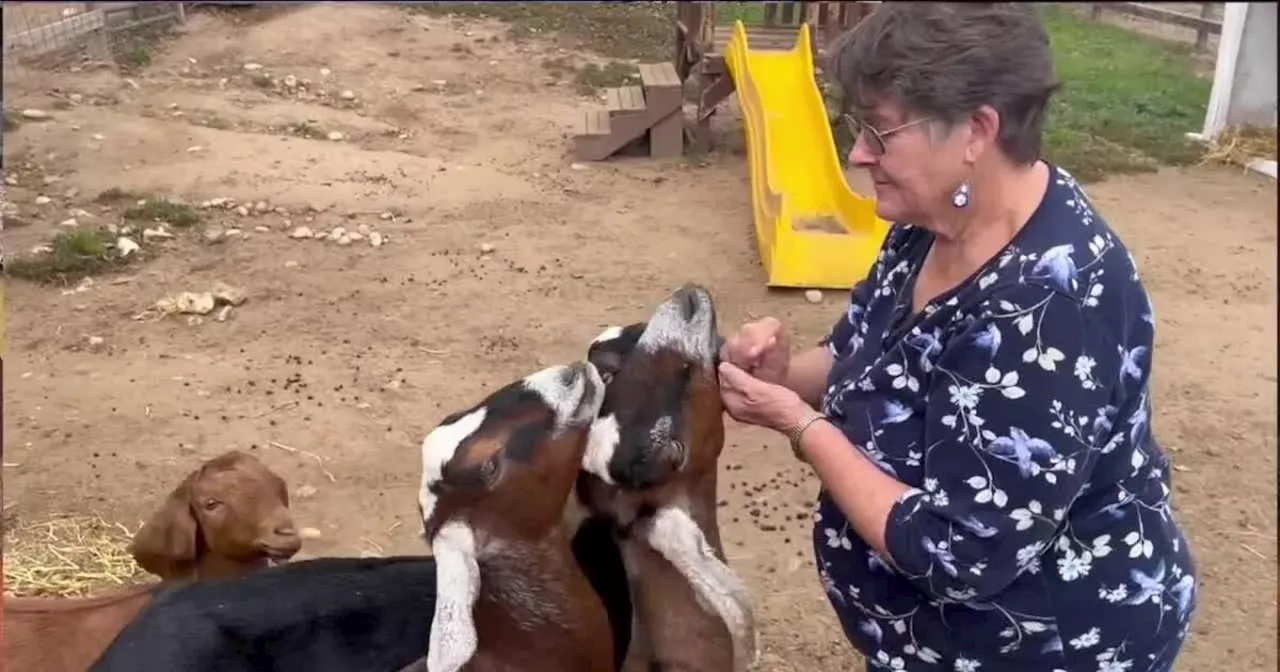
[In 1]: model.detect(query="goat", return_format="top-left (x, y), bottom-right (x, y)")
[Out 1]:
top-left (577, 283), bottom-right (757, 672)
top-left (4, 450), bottom-right (302, 672)
top-left (419, 360), bottom-right (617, 672)
top-left (128, 449), bottom-right (302, 581)
top-left (86, 556), bottom-right (439, 672)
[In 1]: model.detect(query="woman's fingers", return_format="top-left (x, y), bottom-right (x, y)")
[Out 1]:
top-left (717, 361), bottom-right (753, 390)
top-left (726, 318), bottom-right (783, 369)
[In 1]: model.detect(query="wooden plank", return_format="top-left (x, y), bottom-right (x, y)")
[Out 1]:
top-left (5, 9), bottom-right (106, 56)
top-left (649, 110), bottom-right (684, 159)
top-left (605, 86), bottom-right (645, 113)
top-left (1099, 2), bottom-right (1222, 34)
top-left (623, 86), bottom-right (645, 111)
top-left (581, 109), bottom-right (610, 136)
top-left (639, 62), bottom-right (680, 90)
top-left (712, 27), bottom-right (803, 55)
top-left (108, 10), bottom-right (180, 31)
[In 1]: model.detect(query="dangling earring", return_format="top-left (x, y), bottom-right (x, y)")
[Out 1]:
top-left (952, 180), bottom-right (971, 208)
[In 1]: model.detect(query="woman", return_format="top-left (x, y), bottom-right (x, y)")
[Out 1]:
top-left (717, 4), bottom-right (1197, 671)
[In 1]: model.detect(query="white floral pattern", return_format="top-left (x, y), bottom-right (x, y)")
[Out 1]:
top-left (814, 166), bottom-right (1197, 671)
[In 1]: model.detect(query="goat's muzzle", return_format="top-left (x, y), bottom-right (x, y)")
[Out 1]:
top-left (259, 522), bottom-right (303, 561)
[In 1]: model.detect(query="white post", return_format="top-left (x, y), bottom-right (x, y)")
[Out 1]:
top-left (1195, 2), bottom-right (1249, 142)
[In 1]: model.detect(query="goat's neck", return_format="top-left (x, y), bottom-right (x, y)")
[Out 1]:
top-left (623, 471), bottom-right (755, 672)
top-left (195, 554), bottom-right (268, 581)
top-left (680, 469), bottom-right (723, 557)
top-left (471, 532), bottom-right (612, 671)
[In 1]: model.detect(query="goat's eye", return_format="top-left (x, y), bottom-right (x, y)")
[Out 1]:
top-left (479, 458), bottom-right (499, 485)
top-left (202, 500), bottom-right (220, 511)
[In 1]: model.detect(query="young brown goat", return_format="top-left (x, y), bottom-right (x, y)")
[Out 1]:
top-left (3, 450), bottom-right (301, 672)
top-left (128, 449), bottom-right (302, 581)
top-left (418, 361), bottom-right (615, 672)
top-left (577, 284), bottom-right (756, 672)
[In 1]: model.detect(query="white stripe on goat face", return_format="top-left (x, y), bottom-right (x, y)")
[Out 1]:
top-left (591, 325), bottom-right (625, 346)
top-left (522, 362), bottom-right (604, 433)
top-left (582, 326), bottom-right (629, 484)
top-left (419, 407), bottom-right (487, 527)
top-left (635, 291), bottom-right (716, 367)
top-left (418, 363), bottom-right (603, 527)
top-left (584, 413), bottom-right (621, 484)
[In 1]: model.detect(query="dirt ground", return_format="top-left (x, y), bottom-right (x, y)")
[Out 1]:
top-left (3, 5), bottom-right (1276, 670)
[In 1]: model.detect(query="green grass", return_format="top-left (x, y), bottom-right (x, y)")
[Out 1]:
top-left (408, 2), bottom-right (674, 61)
top-left (5, 229), bottom-right (136, 284)
top-left (572, 61), bottom-right (638, 96)
top-left (122, 199), bottom-right (201, 227)
top-left (716, 3), bottom-right (768, 26)
top-left (406, 3), bottom-right (1209, 182)
top-left (1040, 5), bottom-right (1210, 181)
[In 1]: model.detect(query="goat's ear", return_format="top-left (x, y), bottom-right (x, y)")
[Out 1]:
top-left (272, 471), bottom-right (290, 506)
top-left (128, 471), bottom-right (201, 580)
top-left (441, 455), bottom-right (502, 493)
top-left (587, 348), bottom-right (625, 383)
top-left (587, 322), bottom-right (646, 381)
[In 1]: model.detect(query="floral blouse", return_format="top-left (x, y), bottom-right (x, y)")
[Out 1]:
top-left (813, 165), bottom-right (1198, 672)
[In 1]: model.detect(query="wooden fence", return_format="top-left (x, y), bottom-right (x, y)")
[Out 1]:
top-left (3, 2), bottom-right (186, 92)
top-left (1089, 3), bottom-right (1222, 50)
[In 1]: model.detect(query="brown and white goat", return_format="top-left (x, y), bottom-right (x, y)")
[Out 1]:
top-left (3, 450), bottom-right (302, 672)
top-left (575, 284), bottom-right (757, 672)
top-left (418, 361), bottom-right (615, 672)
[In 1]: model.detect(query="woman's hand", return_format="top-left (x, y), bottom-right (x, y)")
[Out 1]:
top-left (718, 361), bottom-right (812, 432)
top-left (720, 317), bottom-right (791, 385)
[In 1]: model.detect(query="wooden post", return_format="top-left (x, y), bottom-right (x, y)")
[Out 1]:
top-left (674, 2), bottom-right (693, 80)
top-left (675, 2), bottom-right (714, 81)
top-left (177, 2), bottom-right (187, 24)
top-left (805, 2), bottom-right (824, 48)
top-left (1194, 3), bottom-right (1214, 51)
top-left (79, 2), bottom-right (112, 63)
top-left (1090, 4), bottom-right (1104, 20)
top-left (697, 2), bottom-right (715, 62)
top-left (781, 2), bottom-right (798, 26)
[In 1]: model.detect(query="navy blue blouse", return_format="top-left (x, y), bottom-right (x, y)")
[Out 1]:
top-left (812, 165), bottom-right (1198, 671)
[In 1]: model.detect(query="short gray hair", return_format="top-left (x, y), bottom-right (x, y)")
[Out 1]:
top-left (829, 3), bottom-right (1060, 165)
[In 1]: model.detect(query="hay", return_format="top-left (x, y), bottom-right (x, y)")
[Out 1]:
top-left (1199, 124), bottom-right (1279, 168)
top-left (3, 515), bottom-right (148, 597)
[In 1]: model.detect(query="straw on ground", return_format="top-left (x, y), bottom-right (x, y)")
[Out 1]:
top-left (4, 515), bottom-right (149, 597)
top-left (1199, 124), bottom-right (1279, 169)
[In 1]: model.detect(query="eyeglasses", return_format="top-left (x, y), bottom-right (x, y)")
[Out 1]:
top-left (840, 114), bottom-right (933, 157)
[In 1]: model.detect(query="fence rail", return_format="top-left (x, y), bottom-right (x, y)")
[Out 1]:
top-left (3, 2), bottom-right (186, 93)
top-left (1089, 3), bottom-right (1222, 50)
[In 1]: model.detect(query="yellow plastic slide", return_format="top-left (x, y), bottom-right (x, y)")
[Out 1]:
top-left (724, 21), bottom-right (892, 290)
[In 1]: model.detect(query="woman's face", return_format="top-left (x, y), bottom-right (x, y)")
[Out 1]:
top-left (846, 101), bottom-right (970, 225)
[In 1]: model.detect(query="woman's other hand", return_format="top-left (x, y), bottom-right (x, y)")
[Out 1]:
top-left (720, 317), bottom-right (791, 385)
top-left (718, 361), bottom-right (811, 432)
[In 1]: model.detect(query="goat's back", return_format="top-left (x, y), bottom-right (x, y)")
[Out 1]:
top-left (87, 556), bottom-right (437, 672)
top-left (5, 585), bottom-right (161, 672)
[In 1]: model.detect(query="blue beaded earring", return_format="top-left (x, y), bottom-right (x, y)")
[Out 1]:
top-left (952, 180), bottom-right (972, 208)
